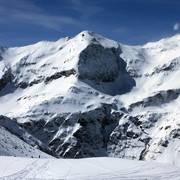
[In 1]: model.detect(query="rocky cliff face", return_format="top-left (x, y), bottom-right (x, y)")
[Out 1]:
top-left (0, 31), bottom-right (180, 165)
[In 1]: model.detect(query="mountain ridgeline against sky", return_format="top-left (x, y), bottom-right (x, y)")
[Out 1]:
top-left (0, 31), bottom-right (180, 165)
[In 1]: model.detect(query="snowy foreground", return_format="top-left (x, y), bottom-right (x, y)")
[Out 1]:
top-left (0, 157), bottom-right (180, 180)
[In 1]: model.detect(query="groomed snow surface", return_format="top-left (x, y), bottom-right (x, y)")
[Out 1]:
top-left (0, 157), bottom-right (180, 180)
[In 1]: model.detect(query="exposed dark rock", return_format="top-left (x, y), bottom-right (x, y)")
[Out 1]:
top-left (151, 57), bottom-right (180, 75)
top-left (170, 129), bottom-right (180, 139)
top-left (45, 69), bottom-right (76, 83)
top-left (129, 89), bottom-right (180, 109)
top-left (159, 139), bottom-right (169, 147)
top-left (78, 44), bottom-right (122, 83)
top-left (29, 78), bottom-right (44, 86)
top-left (16, 104), bottom-right (120, 158)
top-left (18, 81), bottom-right (28, 89)
top-left (107, 114), bottom-right (147, 159)
top-left (0, 69), bottom-right (12, 91)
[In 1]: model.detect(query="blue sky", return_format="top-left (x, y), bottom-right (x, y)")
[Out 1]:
top-left (0, 0), bottom-right (180, 47)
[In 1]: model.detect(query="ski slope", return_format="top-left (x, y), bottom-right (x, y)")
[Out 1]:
top-left (0, 157), bottom-right (180, 180)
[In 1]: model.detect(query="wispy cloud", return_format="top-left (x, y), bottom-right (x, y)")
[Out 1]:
top-left (173, 23), bottom-right (179, 31)
top-left (0, 0), bottom-right (79, 31)
top-left (68, 0), bottom-right (104, 19)
top-left (113, 27), bottom-right (128, 33)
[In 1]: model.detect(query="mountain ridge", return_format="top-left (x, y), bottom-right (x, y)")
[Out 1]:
top-left (0, 31), bottom-right (180, 165)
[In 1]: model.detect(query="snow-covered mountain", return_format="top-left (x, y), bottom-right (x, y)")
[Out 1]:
top-left (0, 31), bottom-right (180, 165)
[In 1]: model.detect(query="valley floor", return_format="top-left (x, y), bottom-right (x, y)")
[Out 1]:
top-left (0, 157), bottom-right (180, 180)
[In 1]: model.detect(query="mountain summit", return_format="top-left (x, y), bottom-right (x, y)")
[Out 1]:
top-left (0, 31), bottom-right (180, 165)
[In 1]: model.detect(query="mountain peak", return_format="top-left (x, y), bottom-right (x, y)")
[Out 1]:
top-left (78, 30), bottom-right (96, 36)
top-left (77, 30), bottom-right (103, 39)
top-left (74, 30), bottom-right (119, 48)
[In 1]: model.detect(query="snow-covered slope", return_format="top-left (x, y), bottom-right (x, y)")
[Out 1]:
top-left (0, 156), bottom-right (180, 180)
top-left (0, 31), bottom-right (180, 165)
top-left (0, 116), bottom-right (52, 158)
top-left (0, 126), bottom-right (51, 158)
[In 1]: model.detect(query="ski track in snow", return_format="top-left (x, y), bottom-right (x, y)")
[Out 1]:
top-left (0, 157), bottom-right (180, 180)
top-left (0, 159), bottom-right (49, 180)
